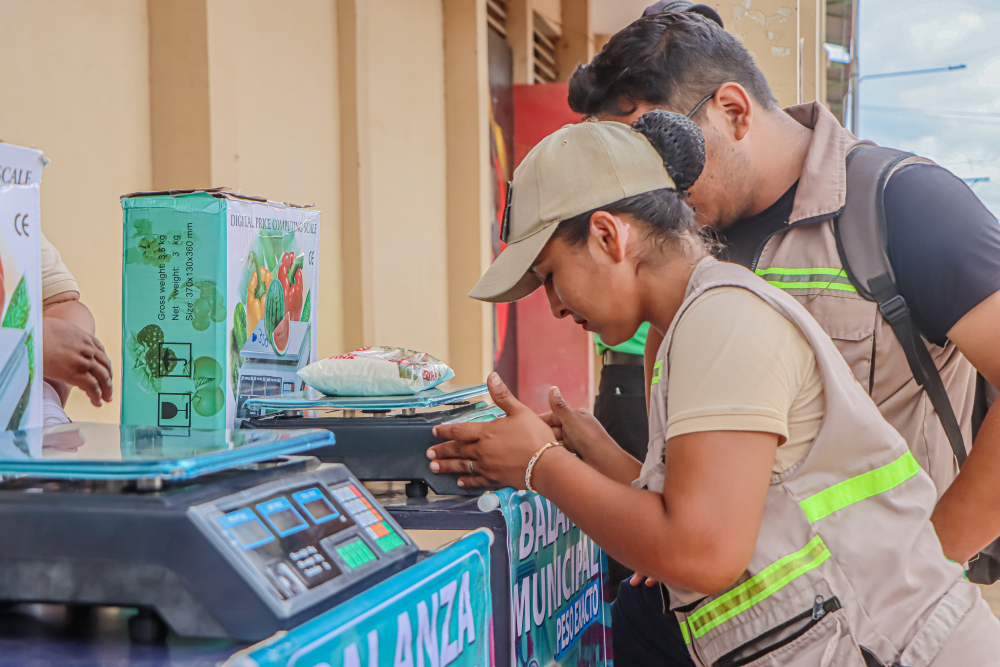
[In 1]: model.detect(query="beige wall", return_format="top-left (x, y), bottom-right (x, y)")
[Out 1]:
top-left (365, 0), bottom-right (450, 361)
top-left (0, 0), bottom-right (345, 423)
top-left (723, 0), bottom-right (798, 108)
top-left (0, 0), bottom-right (152, 424)
top-left (204, 0), bottom-right (344, 359)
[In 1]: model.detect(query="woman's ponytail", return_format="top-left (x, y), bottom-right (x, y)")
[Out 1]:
top-left (631, 110), bottom-right (705, 192)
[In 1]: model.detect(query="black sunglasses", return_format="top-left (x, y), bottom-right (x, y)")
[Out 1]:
top-left (687, 92), bottom-right (715, 119)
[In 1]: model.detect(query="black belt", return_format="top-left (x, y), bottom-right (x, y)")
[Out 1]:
top-left (602, 350), bottom-right (643, 366)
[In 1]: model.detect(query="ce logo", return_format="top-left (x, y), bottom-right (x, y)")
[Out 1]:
top-left (308, 251), bottom-right (315, 265)
top-left (13, 213), bottom-right (29, 237)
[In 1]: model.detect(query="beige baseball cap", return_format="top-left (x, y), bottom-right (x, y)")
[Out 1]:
top-left (469, 121), bottom-right (676, 303)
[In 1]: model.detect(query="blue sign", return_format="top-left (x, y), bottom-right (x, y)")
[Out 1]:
top-left (493, 488), bottom-right (612, 667)
top-left (229, 530), bottom-right (493, 667)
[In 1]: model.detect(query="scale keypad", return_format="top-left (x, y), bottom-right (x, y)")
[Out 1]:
top-left (213, 476), bottom-right (411, 602)
top-left (331, 485), bottom-right (407, 554)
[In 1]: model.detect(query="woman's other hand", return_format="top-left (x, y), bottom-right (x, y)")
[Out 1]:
top-left (539, 385), bottom-right (616, 458)
top-left (426, 372), bottom-right (558, 489)
top-left (629, 573), bottom-right (660, 587)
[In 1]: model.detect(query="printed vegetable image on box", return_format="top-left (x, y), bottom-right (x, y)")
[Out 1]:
top-left (0, 183), bottom-right (43, 432)
top-left (0, 142), bottom-right (45, 432)
top-left (121, 189), bottom-right (319, 429)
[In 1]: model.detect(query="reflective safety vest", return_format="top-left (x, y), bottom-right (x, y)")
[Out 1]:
top-left (749, 102), bottom-right (976, 500)
top-left (636, 257), bottom-right (1000, 667)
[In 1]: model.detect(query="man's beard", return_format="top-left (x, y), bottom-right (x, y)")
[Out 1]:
top-left (710, 153), bottom-right (759, 231)
top-left (698, 130), bottom-right (760, 232)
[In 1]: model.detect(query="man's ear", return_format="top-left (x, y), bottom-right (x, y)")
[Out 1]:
top-left (712, 82), bottom-right (753, 142)
top-left (589, 211), bottom-right (629, 262)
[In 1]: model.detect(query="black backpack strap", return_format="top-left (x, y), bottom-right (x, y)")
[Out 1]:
top-left (835, 145), bottom-right (968, 467)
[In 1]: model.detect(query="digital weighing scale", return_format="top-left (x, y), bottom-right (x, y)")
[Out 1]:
top-left (238, 386), bottom-right (612, 667)
top-left (236, 320), bottom-right (313, 418)
top-left (0, 423), bottom-right (417, 643)
top-left (240, 384), bottom-right (504, 497)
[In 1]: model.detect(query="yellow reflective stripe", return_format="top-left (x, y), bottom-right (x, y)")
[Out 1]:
top-left (679, 618), bottom-right (691, 644)
top-left (755, 267), bottom-right (858, 293)
top-left (688, 537), bottom-right (830, 639)
top-left (945, 556), bottom-right (970, 581)
top-left (762, 280), bottom-right (858, 293)
top-left (799, 451), bottom-right (920, 523)
top-left (651, 360), bottom-right (663, 385)
top-left (755, 267), bottom-right (848, 277)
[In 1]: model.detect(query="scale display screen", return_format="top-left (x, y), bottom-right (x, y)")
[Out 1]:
top-left (293, 488), bottom-right (340, 524)
top-left (198, 468), bottom-right (418, 615)
top-left (257, 498), bottom-right (308, 537)
top-left (218, 508), bottom-right (275, 550)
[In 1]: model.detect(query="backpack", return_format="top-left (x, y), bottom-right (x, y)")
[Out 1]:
top-left (837, 145), bottom-right (998, 584)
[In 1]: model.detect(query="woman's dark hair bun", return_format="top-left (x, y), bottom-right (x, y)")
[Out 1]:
top-left (631, 110), bottom-right (705, 191)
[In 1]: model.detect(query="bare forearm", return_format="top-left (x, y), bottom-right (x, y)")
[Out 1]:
top-left (43, 295), bottom-right (95, 335)
top-left (932, 400), bottom-right (1000, 562)
top-left (532, 447), bottom-right (725, 592)
top-left (575, 436), bottom-right (643, 485)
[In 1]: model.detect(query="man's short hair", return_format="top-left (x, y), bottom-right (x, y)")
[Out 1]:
top-left (568, 12), bottom-right (778, 119)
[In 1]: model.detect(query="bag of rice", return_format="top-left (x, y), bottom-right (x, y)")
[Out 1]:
top-left (297, 346), bottom-right (456, 396)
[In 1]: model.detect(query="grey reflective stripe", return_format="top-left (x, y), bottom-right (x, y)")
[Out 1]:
top-left (755, 267), bottom-right (857, 293)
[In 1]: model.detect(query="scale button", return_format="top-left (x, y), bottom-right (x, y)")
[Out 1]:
top-left (321, 561), bottom-right (332, 571)
top-left (305, 566), bottom-right (322, 577)
top-left (307, 546), bottom-right (317, 555)
top-left (296, 560), bottom-right (307, 569)
top-left (314, 553), bottom-right (325, 562)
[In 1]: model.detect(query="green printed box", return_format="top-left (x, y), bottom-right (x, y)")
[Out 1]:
top-left (121, 189), bottom-right (319, 429)
top-left (0, 142), bottom-right (45, 431)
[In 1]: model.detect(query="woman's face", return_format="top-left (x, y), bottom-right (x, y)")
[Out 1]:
top-left (529, 212), bottom-right (648, 346)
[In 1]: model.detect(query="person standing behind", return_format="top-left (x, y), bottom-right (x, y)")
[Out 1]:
top-left (40, 233), bottom-right (113, 423)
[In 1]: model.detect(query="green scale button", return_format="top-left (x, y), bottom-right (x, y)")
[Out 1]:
top-left (336, 539), bottom-right (376, 570)
top-left (377, 530), bottom-right (406, 553)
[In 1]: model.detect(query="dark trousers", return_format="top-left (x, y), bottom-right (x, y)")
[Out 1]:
top-left (597, 363), bottom-right (695, 666)
top-left (594, 363), bottom-right (649, 588)
top-left (611, 580), bottom-right (695, 666)
top-left (593, 363), bottom-right (649, 462)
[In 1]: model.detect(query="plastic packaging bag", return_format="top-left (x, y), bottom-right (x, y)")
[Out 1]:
top-left (297, 346), bottom-right (455, 396)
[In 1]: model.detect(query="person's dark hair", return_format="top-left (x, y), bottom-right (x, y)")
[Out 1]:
top-left (552, 188), bottom-right (697, 253)
top-left (553, 110), bottom-right (715, 259)
top-left (568, 12), bottom-right (778, 119)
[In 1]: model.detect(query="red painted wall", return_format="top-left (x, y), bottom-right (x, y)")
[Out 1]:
top-left (512, 83), bottom-right (594, 413)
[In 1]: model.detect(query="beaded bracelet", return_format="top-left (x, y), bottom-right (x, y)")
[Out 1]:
top-left (525, 442), bottom-right (562, 492)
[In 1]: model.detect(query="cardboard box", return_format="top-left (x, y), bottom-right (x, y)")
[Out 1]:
top-left (0, 143), bottom-right (45, 431)
top-left (120, 189), bottom-right (320, 429)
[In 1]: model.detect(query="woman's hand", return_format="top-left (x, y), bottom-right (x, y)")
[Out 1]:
top-left (538, 386), bottom-right (616, 458)
top-left (427, 373), bottom-right (557, 489)
top-left (629, 573), bottom-right (660, 588)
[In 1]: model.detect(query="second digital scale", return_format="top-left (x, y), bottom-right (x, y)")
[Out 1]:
top-left (241, 384), bottom-right (504, 496)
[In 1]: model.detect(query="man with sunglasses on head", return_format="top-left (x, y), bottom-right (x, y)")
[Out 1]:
top-left (566, 4), bottom-right (1000, 666)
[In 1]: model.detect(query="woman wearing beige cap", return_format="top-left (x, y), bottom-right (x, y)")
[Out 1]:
top-left (426, 114), bottom-right (1000, 665)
